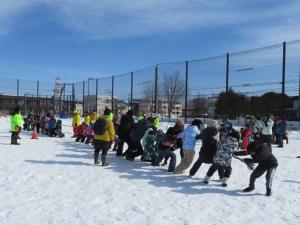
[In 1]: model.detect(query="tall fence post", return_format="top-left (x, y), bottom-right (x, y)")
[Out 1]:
top-left (96, 79), bottom-right (99, 114)
top-left (72, 83), bottom-right (75, 113)
top-left (154, 65), bottom-right (158, 114)
top-left (130, 72), bottom-right (133, 110)
top-left (111, 76), bottom-right (114, 113)
top-left (17, 79), bottom-right (20, 105)
top-left (82, 81), bottom-right (85, 114)
top-left (184, 61), bottom-right (189, 122)
top-left (36, 81), bottom-right (39, 115)
top-left (281, 41), bottom-right (286, 114)
top-left (226, 53), bottom-right (229, 93)
top-left (87, 79), bottom-right (90, 113)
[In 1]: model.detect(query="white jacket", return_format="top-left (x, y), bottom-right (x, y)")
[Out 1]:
top-left (262, 119), bottom-right (274, 135)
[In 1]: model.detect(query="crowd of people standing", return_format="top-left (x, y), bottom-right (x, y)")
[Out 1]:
top-left (7, 104), bottom-right (295, 196)
top-left (70, 108), bottom-right (289, 197)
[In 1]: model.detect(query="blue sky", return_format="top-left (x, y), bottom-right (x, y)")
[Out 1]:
top-left (0, 0), bottom-right (299, 86)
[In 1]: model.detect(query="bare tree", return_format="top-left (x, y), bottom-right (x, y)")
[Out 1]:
top-left (191, 95), bottom-right (209, 116)
top-left (142, 82), bottom-right (155, 112)
top-left (162, 71), bottom-right (185, 119)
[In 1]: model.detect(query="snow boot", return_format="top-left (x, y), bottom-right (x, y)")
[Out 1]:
top-left (203, 175), bottom-right (210, 184)
top-left (94, 151), bottom-right (100, 165)
top-left (266, 188), bottom-right (272, 197)
top-left (101, 154), bottom-right (109, 167)
top-left (243, 186), bottom-right (255, 192)
top-left (221, 178), bottom-right (228, 187)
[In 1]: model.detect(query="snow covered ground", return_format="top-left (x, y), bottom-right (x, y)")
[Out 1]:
top-left (0, 117), bottom-right (299, 225)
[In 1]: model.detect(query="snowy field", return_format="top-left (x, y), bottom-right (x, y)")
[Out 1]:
top-left (0, 117), bottom-right (299, 225)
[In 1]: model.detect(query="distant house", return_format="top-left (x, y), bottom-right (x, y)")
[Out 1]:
top-left (137, 98), bottom-right (183, 118)
top-left (84, 95), bottom-right (129, 115)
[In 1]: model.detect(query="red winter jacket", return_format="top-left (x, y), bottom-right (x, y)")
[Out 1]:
top-left (77, 124), bottom-right (87, 136)
top-left (241, 128), bottom-right (252, 151)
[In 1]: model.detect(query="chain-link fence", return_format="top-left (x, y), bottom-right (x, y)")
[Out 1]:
top-left (0, 41), bottom-right (299, 121)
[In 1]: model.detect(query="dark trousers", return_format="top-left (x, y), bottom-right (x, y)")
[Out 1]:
top-left (249, 164), bottom-right (277, 189)
top-left (76, 135), bottom-right (86, 143)
top-left (49, 128), bottom-right (56, 137)
top-left (278, 135), bottom-right (284, 147)
top-left (206, 163), bottom-right (232, 178)
top-left (163, 147), bottom-right (184, 165)
top-left (117, 137), bottom-right (132, 156)
top-left (113, 137), bottom-right (120, 150)
top-left (11, 132), bottom-right (18, 144)
top-left (261, 134), bottom-right (272, 147)
top-left (190, 154), bottom-right (223, 177)
top-left (85, 135), bottom-right (93, 144)
top-left (158, 150), bottom-right (176, 172)
top-left (94, 140), bottom-right (111, 163)
top-left (129, 141), bottom-right (144, 159)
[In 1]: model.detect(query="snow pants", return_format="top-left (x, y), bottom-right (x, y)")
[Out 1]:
top-left (206, 163), bottom-right (232, 178)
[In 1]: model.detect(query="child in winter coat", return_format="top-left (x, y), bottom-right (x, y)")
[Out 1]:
top-left (55, 120), bottom-right (65, 138)
top-left (276, 117), bottom-right (287, 148)
top-left (203, 130), bottom-right (240, 186)
top-left (85, 123), bottom-right (94, 144)
top-left (235, 141), bottom-right (278, 196)
top-left (48, 117), bottom-right (57, 137)
top-left (141, 125), bottom-right (158, 162)
top-left (241, 124), bottom-right (252, 151)
top-left (155, 127), bottom-right (178, 172)
top-left (76, 122), bottom-right (88, 143)
top-left (174, 119), bottom-right (202, 174)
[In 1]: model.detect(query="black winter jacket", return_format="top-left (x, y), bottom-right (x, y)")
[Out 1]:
top-left (199, 127), bottom-right (219, 163)
top-left (117, 114), bottom-right (135, 139)
top-left (131, 119), bottom-right (151, 142)
top-left (235, 143), bottom-right (278, 167)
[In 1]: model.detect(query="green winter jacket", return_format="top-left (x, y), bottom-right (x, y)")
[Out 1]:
top-left (153, 117), bottom-right (160, 128)
top-left (10, 113), bottom-right (23, 132)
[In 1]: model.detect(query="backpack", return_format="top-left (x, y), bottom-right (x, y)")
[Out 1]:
top-left (94, 118), bottom-right (107, 135)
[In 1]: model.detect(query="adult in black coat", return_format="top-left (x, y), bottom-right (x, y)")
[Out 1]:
top-left (235, 142), bottom-right (278, 196)
top-left (189, 120), bottom-right (219, 177)
top-left (126, 116), bottom-right (151, 160)
top-left (116, 110), bottom-right (135, 156)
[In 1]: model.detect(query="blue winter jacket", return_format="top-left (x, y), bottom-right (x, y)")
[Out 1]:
top-left (182, 125), bottom-right (201, 151)
top-left (48, 120), bottom-right (56, 129)
top-left (276, 121), bottom-right (287, 136)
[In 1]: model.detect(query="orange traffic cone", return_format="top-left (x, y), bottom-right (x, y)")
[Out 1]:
top-left (31, 125), bottom-right (38, 139)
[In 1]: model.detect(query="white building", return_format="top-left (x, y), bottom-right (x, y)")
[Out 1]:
top-left (84, 95), bottom-right (129, 115)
